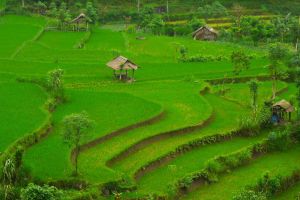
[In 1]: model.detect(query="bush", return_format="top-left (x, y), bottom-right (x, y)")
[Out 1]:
top-left (178, 175), bottom-right (194, 190)
top-left (233, 189), bottom-right (267, 200)
top-left (179, 55), bottom-right (227, 63)
top-left (267, 129), bottom-right (291, 151)
top-left (101, 177), bottom-right (136, 196)
top-left (256, 172), bottom-right (282, 197)
top-left (238, 115), bottom-right (260, 136)
top-left (21, 183), bottom-right (62, 200)
top-left (205, 159), bottom-right (224, 174)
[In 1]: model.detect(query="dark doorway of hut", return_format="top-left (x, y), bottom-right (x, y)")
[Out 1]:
top-left (107, 56), bottom-right (139, 83)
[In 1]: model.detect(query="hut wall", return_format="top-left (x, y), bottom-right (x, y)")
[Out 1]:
top-left (194, 29), bottom-right (217, 41)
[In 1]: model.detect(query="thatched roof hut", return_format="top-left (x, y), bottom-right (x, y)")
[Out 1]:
top-left (192, 25), bottom-right (218, 41)
top-left (71, 13), bottom-right (90, 23)
top-left (273, 99), bottom-right (295, 113)
top-left (70, 13), bottom-right (90, 31)
top-left (106, 56), bottom-right (138, 81)
top-left (107, 56), bottom-right (138, 71)
top-left (272, 99), bottom-right (295, 122)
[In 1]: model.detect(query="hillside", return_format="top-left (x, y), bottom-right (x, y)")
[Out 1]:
top-left (0, 2), bottom-right (299, 199)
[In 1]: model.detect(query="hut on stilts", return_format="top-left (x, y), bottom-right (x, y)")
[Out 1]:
top-left (106, 56), bottom-right (139, 82)
top-left (272, 99), bottom-right (295, 123)
top-left (70, 13), bottom-right (90, 31)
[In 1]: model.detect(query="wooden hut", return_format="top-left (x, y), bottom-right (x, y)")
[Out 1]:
top-left (70, 13), bottom-right (90, 31)
top-left (106, 56), bottom-right (138, 81)
top-left (272, 99), bottom-right (295, 123)
top-left (192, 26), bottom-right (218, 41)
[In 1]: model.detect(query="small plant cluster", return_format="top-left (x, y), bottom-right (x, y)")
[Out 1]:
top-left (238, 104), bottom-right (272, 136)
top-left (233, 169), bottom-right (300, 200)
top-left (101, 176), bottom-right (136, 196)
top-left (179, 55), bottom-right (227, 63)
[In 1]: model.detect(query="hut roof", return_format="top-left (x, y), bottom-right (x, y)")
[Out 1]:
top-left (70, 13), bottom-right (91, 23)
top-left (273, 99), bottom-right (295, 112)
top-left (192, 25), bottom-right (218, 37)
top-left (106, 56), bottom-right (138, 70)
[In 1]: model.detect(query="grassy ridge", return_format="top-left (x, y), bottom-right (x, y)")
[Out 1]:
top-left (183, 145), bottom-right (300, 200)
top-left (0, 78), bottom-right (48, 152)
top-left (23, 89), bottom-right (161, 180)
top-left (136, 132), bottom-right (268, 196)
top-left (77, 80), bottom-right (211, 183)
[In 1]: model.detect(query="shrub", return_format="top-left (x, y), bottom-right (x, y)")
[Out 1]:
top-left (233, 189), bottom-right (267, 200)
top-left (179, 55), bottom-right (227, 63)
top-left (257, 104), bottom-right (272, 128)
top-left (238, 115), bottom-right (260, 136)
top-left (205, 159), bottom-right (224, 174)
top-left (267, 130), bottom-right (291, 151)
top-left (178, 175), bottom-right (193, 190)
top-left (256, 172), bottom-right (282, 197)
top-left (236, 149), bottom-right (252, 164)
top-left (101, 177), bottom-right (136, 196)
top-left (21, 183), bottom-right (62, 200)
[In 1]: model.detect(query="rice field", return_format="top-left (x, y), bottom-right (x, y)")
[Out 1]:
top-left (0, 14), bottom-right (299, 199)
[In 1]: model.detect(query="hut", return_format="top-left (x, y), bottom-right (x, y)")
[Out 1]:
top-left (192, 25), bottom-right (218, 41)
top-left (272, 99), bottom-right (295, 123)
top-left (70, 13), bottom-right (90, 31)
top-left (106, 56), bottom-right (138, 81)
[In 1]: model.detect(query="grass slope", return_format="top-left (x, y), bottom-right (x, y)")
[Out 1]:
top-left (183, 145), bottom-right (300, 200)
top-left (136, 132), bottom-right (268, 195)
top-left (111, 94), bottom-right (244, 175)
top-left (78, 80), bottom-right (211, 183)
top-left (0, 79), bottom-right (47, 152)
top-left (23, 89), bottom-right (161, 180)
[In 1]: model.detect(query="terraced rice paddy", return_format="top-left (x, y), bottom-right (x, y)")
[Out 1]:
top-left (183, 145), bottom-right (300, 200)
top-left (0, 14), bottom-right (299, 199)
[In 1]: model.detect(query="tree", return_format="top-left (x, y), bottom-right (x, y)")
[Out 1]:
top-left (21, 183), bottom-right (61, 200)
top-left (248, 79), bottom-right (259, 107)
top-left (49, 1), bottom-right (57, 17)
top-left (188, 17), bottom-right (205, 31)
top-left (296, 68), bottom-right (300, 118)
top-left (86, 2), bottom-right (97, 24)
top-left (48, 69), bottom-right (64, 100)
top-left (268, 43), bottom-right (289, 99)
top-left (57, 2), bottom-right (70, 30)
top-left (231, 50), bottom-right (251, 75)
top-left (138, 6), bottom-right (154, 30)
top-left (272, 14), bottom-right (291, 43)
top-left (35, 1), bottom-right (47, 15)
top-left (197, 1), bottom-right (227, 20)
top-left (62, 112), bottom-right (93, 175)
top-left (146, 15), bottom-right (165, 35)
top-left (232, 4), bottom-right (245, 30)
